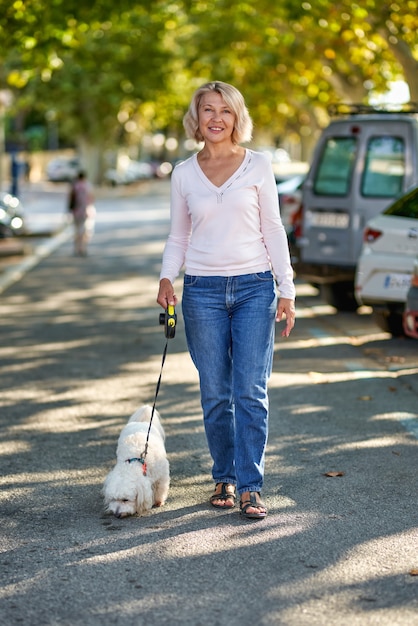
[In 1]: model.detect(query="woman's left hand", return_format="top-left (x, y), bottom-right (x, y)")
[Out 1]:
top-left (276, 298), bottom-right (295, 337)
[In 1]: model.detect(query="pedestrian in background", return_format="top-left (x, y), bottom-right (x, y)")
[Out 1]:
top-left (10, 153), bottom-right (20, 197)
top-left (157, 81), bottom-right (296, 520)
top-left (68, 171), bottom-right (95, 256)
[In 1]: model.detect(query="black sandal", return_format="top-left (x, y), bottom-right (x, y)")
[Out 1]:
top-left (240, 491), bottom-right (267, 519)
top-left (210, 483), bottom-right (236, 509)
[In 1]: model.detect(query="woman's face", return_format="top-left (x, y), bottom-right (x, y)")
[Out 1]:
top-left (198, 91), bottom-right (236, 144)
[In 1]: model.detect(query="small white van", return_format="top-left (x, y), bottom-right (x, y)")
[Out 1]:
top-left (293, 104), bottom-right (418, 310)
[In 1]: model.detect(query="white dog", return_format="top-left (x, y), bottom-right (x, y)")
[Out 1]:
top-left (103, 405), bottom-right (170, 518)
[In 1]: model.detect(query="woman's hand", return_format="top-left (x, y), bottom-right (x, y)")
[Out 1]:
top-left (276, 297), bottom-right (295, 337)
top-left (157, 278), bottom-right (178, 309)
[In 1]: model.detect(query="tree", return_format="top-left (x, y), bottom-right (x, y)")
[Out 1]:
top-left (1, 1), bottom-right (187, 179)
top-left (1, 0), bottom-right (417, 176)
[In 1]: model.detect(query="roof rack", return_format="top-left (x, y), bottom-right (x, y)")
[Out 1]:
top-left (327, 102), bottom-right (418, 116)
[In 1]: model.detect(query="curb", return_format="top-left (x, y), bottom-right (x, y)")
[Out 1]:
top-left (0, 224), bottom-right (72, 294)
top-left (0, 239), bottom-right (27, 257)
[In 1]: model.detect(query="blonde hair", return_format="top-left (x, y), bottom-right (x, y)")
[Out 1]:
top-left (183, 81), bottom-right (253, 144)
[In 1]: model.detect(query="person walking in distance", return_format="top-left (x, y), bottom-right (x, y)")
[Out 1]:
top-left (68, 171), bottom-right (95, 256)
top-left (157, 81), bottom-right (296, 520)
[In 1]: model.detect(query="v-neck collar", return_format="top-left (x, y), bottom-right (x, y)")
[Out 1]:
top-left (193, 149), bottom-right (251, 192)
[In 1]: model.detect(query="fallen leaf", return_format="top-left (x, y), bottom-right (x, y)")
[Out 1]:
top-left (363, 348), bottom-right (383, 357)
top-left (385, 355), bottom-right (405, 363)
top-left (323, 471), bottom-right (345, 477)
top-left (409, 569), bottom-right (418, 576)
top-left (388, 386), bottom-right (397, 392)
top-left (358, 395), bottom-right (373, 401)
top-left (308, 371), bottom-right (325, 383)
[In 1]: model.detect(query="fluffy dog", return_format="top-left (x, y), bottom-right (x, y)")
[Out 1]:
top-left (103, 405), bottom-right (170, 518)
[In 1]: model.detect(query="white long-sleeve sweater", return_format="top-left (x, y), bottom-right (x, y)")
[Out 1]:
top-left (160, 149), bottom-right (296, 300)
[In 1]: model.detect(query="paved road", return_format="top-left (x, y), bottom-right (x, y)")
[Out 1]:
top-left (0, 180), bottom-right (417, 625)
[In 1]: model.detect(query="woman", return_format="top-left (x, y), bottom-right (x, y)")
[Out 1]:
top-left (69, 171), bottom-right (95, 256)
top-left (157, 81), bottom-right (295, 520)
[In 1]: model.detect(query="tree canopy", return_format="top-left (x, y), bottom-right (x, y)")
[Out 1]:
top-left (1, 0), bottom-right (417, 170)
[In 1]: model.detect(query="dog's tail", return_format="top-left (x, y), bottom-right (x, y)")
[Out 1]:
top-left (128, 405), bottom-right (153, 424)
top-left (127, 404), bottom-right (165, 441)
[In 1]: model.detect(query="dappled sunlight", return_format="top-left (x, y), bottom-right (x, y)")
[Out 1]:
top-left (0, 439), bottom-right (32, 455)
top-left (168, 448), bottom-right (207, 462)
top-left (147, 514), bottom-right (320, 558)
top-left (0, 467), bottom-right (104, 489)
top-left (371, 411), bottom-right (417, 423)
top-left (296, 303), bottom-right (336, 318)
top-left (276, 495), bottom-right (298, 509)
top-left (96, 208), bottom-right (169, 224)
top-left (163, 422), bottom-right (204, 438)
top-left (5, 407), bottom-right (117, 434)
top-left (66, 509), bottom-right (321, 566)
top-left (1, 373), bottom-right (142, 407)
top-left (321, 435), bottom-right (411, 452)
top-left (305, 367), bottom-right (418, 381)
top-left (271, 529), bottom-right (418, 622)
top-left (275, 331), bottom-right (391, 351)
top-left (170, 474), bottom-right (210, 488)
top-left (0, 337), bottom-right (100, 357)
top-left (0, 571), bottom-right (55, 601)
top-left (156, 412), bottom-right (202, 427)
top-left (287, 404), bottom-right (330, 415)
top-left (89, 597), bottom-right (173, 621)
top-left (372, 411), bottom-right (418, 438)
top-left (294, 282), bottom-right (319, 298)
top-left (271, 367), bottom-right (418, 388)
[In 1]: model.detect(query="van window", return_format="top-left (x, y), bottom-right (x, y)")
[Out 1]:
top-left (313, 137), bottom-right (357, 196)
top-left (361, 136), bottom-right (405, 197)
top-left (384, 185), bottom-right (418, 218)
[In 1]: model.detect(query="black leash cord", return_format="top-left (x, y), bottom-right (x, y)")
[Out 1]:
top-left (141, 338), bottom-right (169, 464)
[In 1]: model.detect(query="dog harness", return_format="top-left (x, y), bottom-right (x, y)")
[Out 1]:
top-left (125, 457), bottom-right (147, 475)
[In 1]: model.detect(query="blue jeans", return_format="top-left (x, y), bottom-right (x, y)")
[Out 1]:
top-left (182, 272), bottom-right (277, 495)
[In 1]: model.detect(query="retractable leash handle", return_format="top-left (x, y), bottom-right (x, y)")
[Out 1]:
top-left (159, 304), bottom-right (177, 339)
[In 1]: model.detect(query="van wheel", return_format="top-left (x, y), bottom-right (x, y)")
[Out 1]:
top-left (320, 282), bottom-right (358, 312)
top-left (372, 306), bottom-right (405, 336)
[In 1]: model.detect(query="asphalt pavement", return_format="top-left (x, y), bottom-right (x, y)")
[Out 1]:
top-left (0, 180), bottom-right (417, 626)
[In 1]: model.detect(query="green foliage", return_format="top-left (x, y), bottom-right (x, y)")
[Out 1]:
top-left (0, 0), bottom-right (417, 155)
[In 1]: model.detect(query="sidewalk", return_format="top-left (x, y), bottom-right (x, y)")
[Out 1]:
top-left (0, 182), bottom-right (72, 293)
top-left (0, 179), bottom-right (152, 293)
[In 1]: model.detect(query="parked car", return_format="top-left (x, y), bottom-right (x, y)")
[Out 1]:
top-left (104, 160), bottom-right (154, 186)
top-left (0, 192), bottom-right (25, 238)
top-left (293, 103), bottom-right (418, 311)
top-left (403, 258), bottom-right (418, 339)
top-left (46, 157), bottom-right (80, 182)
top-left (355, 185), bottom-right (418, 335)
top-left (277, 173), bottom-right (305, 233)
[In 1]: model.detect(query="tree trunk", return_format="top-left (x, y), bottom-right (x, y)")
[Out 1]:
top-left (77, 138), bottom-right (107, 186)
top-left (385, 36), bottom-right (418, 103)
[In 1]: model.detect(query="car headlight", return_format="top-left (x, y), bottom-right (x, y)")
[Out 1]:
top-left (11, 216), bottom-right (23, 229)
top-left (3, 194), bottom-right (20, 208)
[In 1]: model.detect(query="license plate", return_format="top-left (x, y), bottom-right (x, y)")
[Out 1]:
top-left (311, 212), bottom-right (349, 228)
top-left (383, 273), bottom-right (411, 289)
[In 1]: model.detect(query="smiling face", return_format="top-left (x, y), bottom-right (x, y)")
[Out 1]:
top-left (197, 91), bottom-right (236, 145)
